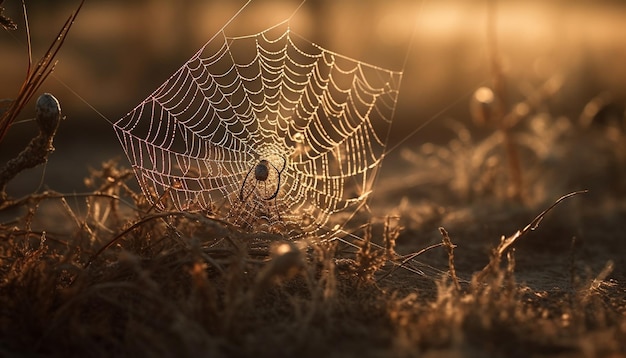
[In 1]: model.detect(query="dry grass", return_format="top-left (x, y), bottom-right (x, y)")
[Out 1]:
top-left (0, 142), bottom-right (625, 357)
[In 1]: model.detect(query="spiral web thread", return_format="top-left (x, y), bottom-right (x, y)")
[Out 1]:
top-left (113, 20), bottom-right (402, 238)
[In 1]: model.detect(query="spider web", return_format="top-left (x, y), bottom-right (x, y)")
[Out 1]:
top-left (114, 20), bottom-right (402, 238)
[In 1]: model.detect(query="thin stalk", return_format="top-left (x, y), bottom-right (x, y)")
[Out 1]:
top-left (487, 0), bottom-right (523, 201)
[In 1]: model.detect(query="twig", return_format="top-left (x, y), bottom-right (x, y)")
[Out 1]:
top-left (487, 0), bottom-right (523, 201)
top-left (476, 190), bottom-right (588, 282)
top-left (0, 3), bottom-right (17, 30)
top-left (376, 242), bottom-right (444, 282)
top-left (0, 94), bottom-right (62, 202)
top-left (439, 227), bottom-right (460, 291)
top-left (84, 210), bottom-right (269, 269)
top-left (0, 0), bottom-right (84, 143)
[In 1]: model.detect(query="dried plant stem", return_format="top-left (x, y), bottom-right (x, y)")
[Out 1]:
top-left (0, 93), bottom-right (62, 202)
top-left (0, 0), bottom-right (84, 143)
top-left (439, 227), bottom-right (460, 291)
top-left (487, 0), bottom-right (523, 201)
top-left (501, 128), bottom-right (523, 200)
top-left (0, 4), bottom-right (17, 30)
top-left (476, 190), bottom-right (587, 282)
top-left (376, 241), bottom-right (444, 282)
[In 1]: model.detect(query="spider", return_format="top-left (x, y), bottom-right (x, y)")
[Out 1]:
top-left (239, 157), bottom-right (287, 202)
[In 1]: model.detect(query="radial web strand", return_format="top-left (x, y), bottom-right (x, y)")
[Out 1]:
top-left (114, 21), bottom-right (402, 238)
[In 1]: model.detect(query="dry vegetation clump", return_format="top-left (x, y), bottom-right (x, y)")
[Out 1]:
top-left (0, 152), bottom-right (624, 357)
top-left (377, 75), bottom-right (626, 356)
top-left (0, 164), bottom-right (397, 357)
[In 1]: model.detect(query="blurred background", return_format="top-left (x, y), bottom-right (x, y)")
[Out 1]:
top-left (1, 0), bottom-right (625, 196)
